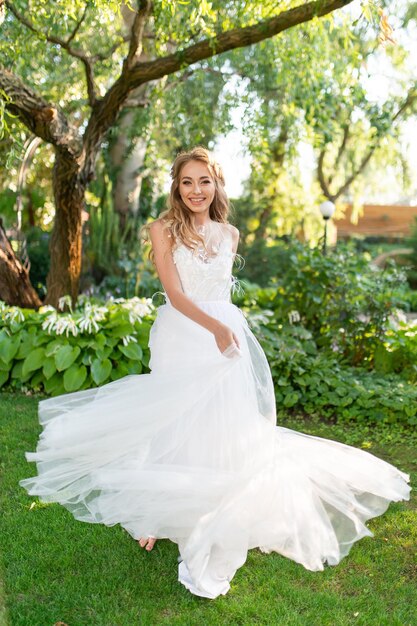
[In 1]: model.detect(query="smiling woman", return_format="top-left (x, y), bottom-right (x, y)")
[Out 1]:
top-left (20, 147), bottom-right (411, 601)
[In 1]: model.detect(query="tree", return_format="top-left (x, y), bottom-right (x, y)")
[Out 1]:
top-left (0, 219), bottom-right (41, 307)
top-left (229, 5), bottom-right (417, 243)
top-left (0, 0), bottom-right (355, 306)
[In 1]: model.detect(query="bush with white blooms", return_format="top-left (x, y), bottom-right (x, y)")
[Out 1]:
top-left (0, 296), bottom-right (155, 395)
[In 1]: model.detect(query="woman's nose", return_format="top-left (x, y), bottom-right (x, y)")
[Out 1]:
top-left (192, 182), bottom-right (202, 194)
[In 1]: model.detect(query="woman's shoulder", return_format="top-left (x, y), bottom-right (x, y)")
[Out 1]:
top-left (222, 223), bottom-right (239, 240)
top-left (149, 218), bottom-right (167, 231)
top-left (148, 219), bottom-right (175, 249)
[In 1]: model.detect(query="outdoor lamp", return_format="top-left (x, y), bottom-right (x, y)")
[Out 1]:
top-left (319, 200), bottom-right (336, 255)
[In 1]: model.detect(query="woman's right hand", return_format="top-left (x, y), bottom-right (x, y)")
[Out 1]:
top-left (213, 323), bottom-right (241, 357)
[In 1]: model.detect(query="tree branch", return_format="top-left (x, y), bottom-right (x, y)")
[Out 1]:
top-left (93, 34), bottom-right (130, 62)
top-left (334, 146), bottom-right (376, 200)
top-left (67, 1), bottom-right (89, 45)
top-left (392, 84), bottom-right (417, 122)
top-left (125, 0), bottom-right (152, 69)
top-left (0, 67), bottom-right (80, 157)
top-left (127, 0), bottom-right (354, 88)
top-left (6, 1), bottom-right (84, 56)
top-left (327, 122), bottom-right (350, 186)
top-left (6, 0), bottom-right (98, 105)
top-left (80, 57), bottom-right (97, 105)
top-left (317, 148), bottom-right (333, 200)
top-left (81, 0), bottom-right (354, 180)
top-left (324, 84), bottom-right (417, 200)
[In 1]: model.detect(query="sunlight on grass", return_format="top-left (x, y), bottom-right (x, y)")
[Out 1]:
top-left (0, 392), bottom-right (416, 626)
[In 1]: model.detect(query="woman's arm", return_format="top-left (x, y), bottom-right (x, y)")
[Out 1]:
top-left (149, 219), bottom-right (240, 352)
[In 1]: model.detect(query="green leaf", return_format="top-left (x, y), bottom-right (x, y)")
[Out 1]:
top-left (15, 333), bottom-right (35, 359)
top-left (30, 370), bottom-right (44, 388)
top-left (63, 364), bottom-right (87, 392)
top-left (0, 370), bottom-right (10, 387)
top-left (0, 333), bottom-right (20, 363)
top-left (126, 361), bottom-right (142, 375)
top-left (10, 360), bottom-right (23, 379)
top-left (135, 322), bottom-right (151, 344)
top-left (111, 362), bottom-right (130, 381)
top-left (51, 381), bottom-right (67, 397)
top-left (119, 342), bottom-right (143, 361)
top-left (22, 348), bottom-right (46, 377)
top-left (91, 358), bottom-right (112, 385)
top-left (110, 323), bottom-right (135, 338)
top-left (92, 333), bottom-right (107, 349)
top-left (55, 345), bottom-right (81, 372)
top-left (95, 347), bottom-right (113, 360)
top-left (44, 372), bottom-right (63, 394)
top-left (42, 356), bottom-right (57, 380)
top-left (142, 349), bottom-right (151, 369)
top-left (283, 391), bottom-right (300, 408)
top-left (0, 359), bottom-right (10, 371)
top-left (45, 339), bottom-right (65, 357)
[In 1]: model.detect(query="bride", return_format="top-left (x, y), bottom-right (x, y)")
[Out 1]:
top-left (20, 146), bottom-right (411, 599)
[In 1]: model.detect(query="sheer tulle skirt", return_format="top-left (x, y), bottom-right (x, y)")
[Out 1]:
top-left (20, 301), bottom-right (411, 599)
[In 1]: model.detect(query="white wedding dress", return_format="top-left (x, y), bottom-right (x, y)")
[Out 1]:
top-left (20, 224), bottom-right (411, 599)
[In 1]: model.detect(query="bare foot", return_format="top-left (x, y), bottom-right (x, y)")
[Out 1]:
top-left (138, 536), bottom-right (156, 551)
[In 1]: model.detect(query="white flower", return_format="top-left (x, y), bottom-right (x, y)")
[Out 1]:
top-left (58, 295), bottom-right (72, 312)
top-left (39, 305), bottom-right (56, 314)
top-left (288, 310), bottom-right (301, 324)
top-left (120, 297), bottom-right (154, 323)
top-left (4, 307), bottom-right (25, 323)
top-left (42, 309), bottom-right (79, 337)
top-left (54, 315), bottom-right (79, 337)
top-left (77, 304), bottom-right (107, 334)
top-left (0, 302), bottom-right (24, 323)
top-left (42, 311), bottom-right (59, 333)
top-left (122, 334), bottom-right (138, 346)
top-left (42, 312), bottom-right (79, 337)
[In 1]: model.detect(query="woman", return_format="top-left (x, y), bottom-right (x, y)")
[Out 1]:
top-left (21, 147), bottom-right (411, 599)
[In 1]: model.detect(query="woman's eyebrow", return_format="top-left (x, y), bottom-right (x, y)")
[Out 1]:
top-left (181, 175), bottom-right (212, 181)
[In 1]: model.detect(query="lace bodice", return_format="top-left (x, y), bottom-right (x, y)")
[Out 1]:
top-left (164, 224), bottom-right (237, 303)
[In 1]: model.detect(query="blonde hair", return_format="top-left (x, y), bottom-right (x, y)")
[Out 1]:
top-left (140, 146), bottom-right (230, 265)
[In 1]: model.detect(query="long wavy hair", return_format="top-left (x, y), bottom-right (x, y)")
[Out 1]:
top-left (140, 146), bottom-right (230, 265)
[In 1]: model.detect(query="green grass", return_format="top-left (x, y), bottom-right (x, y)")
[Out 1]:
top-left (0, 392), bottom-right (416, 626)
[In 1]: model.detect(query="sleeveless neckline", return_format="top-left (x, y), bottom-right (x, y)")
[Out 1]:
top-left (173, 236), bottom-right (233, 265)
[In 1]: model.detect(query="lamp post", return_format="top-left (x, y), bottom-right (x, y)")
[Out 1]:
top-left (319, 200), bottom-right (336, 255)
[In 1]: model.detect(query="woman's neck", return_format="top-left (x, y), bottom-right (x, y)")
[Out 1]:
top-left (192, 215), bottom-right (212, 228)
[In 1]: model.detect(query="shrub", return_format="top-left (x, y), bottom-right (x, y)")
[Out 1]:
top-left (0, 296), bottom-right (155, 395)
top-left (246, 317), bottom-right (417, 427)
top-left (236, 239), bottom-right (410, 369)
top-left (374, 318), bottom-right (417, 383)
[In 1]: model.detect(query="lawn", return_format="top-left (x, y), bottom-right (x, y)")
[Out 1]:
top-left (0, 392), bottom-right (416, 626)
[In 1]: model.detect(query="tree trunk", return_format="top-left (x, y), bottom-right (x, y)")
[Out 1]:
top-left (0, 219), bottom-right (42, 308)
top-left (109, 107), bottom-right (148, 229)
top-left (45, 152), bottom-right (85, 307)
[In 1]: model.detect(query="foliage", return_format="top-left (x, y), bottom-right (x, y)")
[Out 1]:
top-left (88, 252), bottom-right (161, 301)
top-left (230, 6), bottom-right (417, 244)
top-left (242, 315), bottom-right (417, 426)
top-left (0, 296), bottom-right (155, 396)
top-left (237, 239), bottom-right (411, 368)
top-left (374, 318), bottom-right (417, 383)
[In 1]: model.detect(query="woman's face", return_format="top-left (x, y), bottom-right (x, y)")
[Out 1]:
top-left (178, 160), bottom-right (216, 218)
